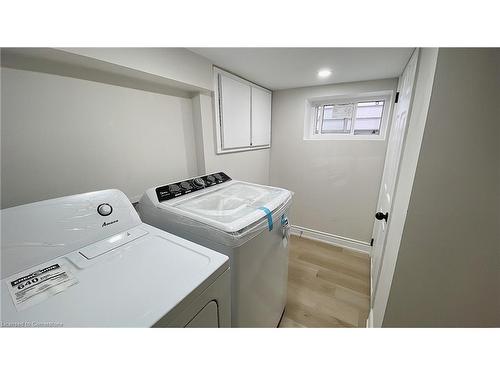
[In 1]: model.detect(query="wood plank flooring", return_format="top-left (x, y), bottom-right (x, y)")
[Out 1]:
top-left (279, 235), bottom-right (371, 328)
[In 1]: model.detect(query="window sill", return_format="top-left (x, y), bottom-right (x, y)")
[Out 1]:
top-left (304, 134), bottom-right (386, 141)
top-left (216, 144), bottom-right (270, 155)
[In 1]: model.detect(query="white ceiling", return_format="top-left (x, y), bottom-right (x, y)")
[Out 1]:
top-left (190, 48), bottom-right (414, 90)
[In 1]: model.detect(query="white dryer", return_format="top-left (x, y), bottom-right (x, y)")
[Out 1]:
top-left (1, 189), bottom-right (230, 327)
top-left (137, 172), bottom-right (292, 327)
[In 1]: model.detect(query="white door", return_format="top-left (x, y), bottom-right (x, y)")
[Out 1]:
top-left (251, 86), bottom-right (272, 146)
top-left (371, 49), bottom-right (419, 302)
top-left (219, 74), bottom-right (251, 149)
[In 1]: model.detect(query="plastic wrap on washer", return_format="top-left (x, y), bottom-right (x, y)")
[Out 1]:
top-left (157, 194), bottom-right (293, 248)
top-left (1, 189), bottom-right (142, 279)
top-left (173, 183), bottom-right (289, 225)
top-left (138, 181), bottom-right (294, 248)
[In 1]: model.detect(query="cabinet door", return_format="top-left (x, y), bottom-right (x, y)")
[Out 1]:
top-left (251, 86), bottom-right (272, 146)
top-left (219, 74), bottom-right (251, 149)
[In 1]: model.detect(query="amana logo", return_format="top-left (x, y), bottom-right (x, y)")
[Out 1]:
top-left (102, 219), bottom-right (119, 227)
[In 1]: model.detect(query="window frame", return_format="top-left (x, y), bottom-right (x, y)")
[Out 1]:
top-left (305, 91), bottom-right (394, 141)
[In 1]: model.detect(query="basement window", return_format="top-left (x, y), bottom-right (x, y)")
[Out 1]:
top-left (307, 93), bottom-right (393, 140)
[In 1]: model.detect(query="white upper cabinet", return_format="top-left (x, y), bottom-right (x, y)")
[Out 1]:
top-left (251, 86), bottom-right (272, 147)
top-left (219, 74), bottom-right (251, 149)
top-left (215, 68), bottom-right (272, 153)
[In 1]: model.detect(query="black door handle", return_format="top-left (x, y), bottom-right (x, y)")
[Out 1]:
top-left (375, 212), bottom-right (389, 222)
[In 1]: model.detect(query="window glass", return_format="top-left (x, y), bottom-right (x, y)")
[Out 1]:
top-left (319, 104), bottom-right (354, 133)
top-left (353, 101), bottom-right (384, 135)
top-left (322, 119), bottom-right (351, 132)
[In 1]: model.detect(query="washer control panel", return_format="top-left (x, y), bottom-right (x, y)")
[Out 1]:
top-left (155, 172), bottom-right (231, 202)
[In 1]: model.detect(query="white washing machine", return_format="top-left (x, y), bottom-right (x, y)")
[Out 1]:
top-left (1, 189), bottom-right (230, 327)
top-left (137, 172), bottom-right (292, 327)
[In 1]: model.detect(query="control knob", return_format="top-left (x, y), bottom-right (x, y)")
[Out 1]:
top-left (193, 178), bottom-right (205, 187)
top-left (169, 184), bottom-right (181, 193)
top-left (180, 181), bottom-right (191, 190)
top-left (97, 203), bottom-right (113, 216)
top-left (207, 175), bottom-right (216, 183)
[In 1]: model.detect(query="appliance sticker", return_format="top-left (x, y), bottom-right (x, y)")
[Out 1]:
top-left (6, 263), bottom-right (78, 311)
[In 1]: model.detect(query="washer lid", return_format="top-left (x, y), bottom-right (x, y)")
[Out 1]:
top-left (170, 182), bottom-right (292, 233)
top-left (1, 225), bottom-right (229, 327)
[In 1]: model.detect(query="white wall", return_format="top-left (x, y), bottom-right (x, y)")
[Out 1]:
top-left (1, 67), bottom-right (198, 208)
top-left (382, 48), bottom-right (500, 327)
top-left (60, 48), bottom-right (214, 91)
top-left (269, 79), bottom-right (397, 243)
top-left (192, 93), bottom-right (270, 185)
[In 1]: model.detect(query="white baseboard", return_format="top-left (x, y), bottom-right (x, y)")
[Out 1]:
top-left (290, 225), bottom-right (371, 255)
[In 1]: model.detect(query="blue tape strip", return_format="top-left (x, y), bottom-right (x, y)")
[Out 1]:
top-left (258, 207), bottom-right (273, 231)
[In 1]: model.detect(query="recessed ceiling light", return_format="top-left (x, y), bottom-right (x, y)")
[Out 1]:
top-left (318, 69), bottom-right (332, 78)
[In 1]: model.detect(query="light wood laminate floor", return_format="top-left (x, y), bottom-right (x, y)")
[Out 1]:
top-left (279, 235), bottom-right (370, 328)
